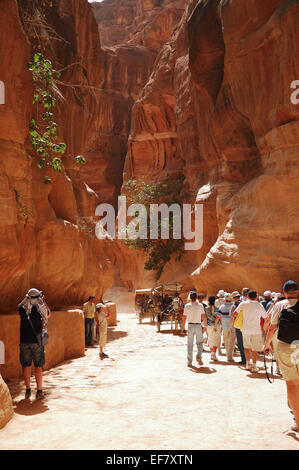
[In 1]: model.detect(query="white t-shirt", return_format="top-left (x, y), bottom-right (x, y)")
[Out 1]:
top-left (270, 298), bottom-right (298, 326)
top-left (215, 298), bottom-right (225, 308)
top-left (183, 301), bottom-right (205, 324)
top-left (235, 300), bottom-right (267, 335)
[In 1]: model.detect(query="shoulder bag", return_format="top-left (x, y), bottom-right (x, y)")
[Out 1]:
top-left (234, 304), bottom-right (244, 330)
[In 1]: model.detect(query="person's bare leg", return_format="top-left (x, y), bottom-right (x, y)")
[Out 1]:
top-left (23, 366), bottom-right (31, 389)
top-left (252, 351), bottom-right (258, 366)
top-left (210, 346), bottom-right (218, 360)
top-left (244, 348), bottom-right (251, 362)
top-left (35, 367), bottom-right (43, 390)
top-left (286, 380), bottom-right (299, 430)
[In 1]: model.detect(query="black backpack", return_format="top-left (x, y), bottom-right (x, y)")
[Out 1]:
top-left (277, 301), bottom-right (299, 344)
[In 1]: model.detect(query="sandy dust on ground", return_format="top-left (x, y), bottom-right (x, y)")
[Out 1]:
top-left (1, 312), bottom-right (299, 450)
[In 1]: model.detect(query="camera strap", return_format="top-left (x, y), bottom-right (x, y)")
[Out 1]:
top-left (263, 352), bottom-right (274, 384)
top-left (26, 314), bottom-right (42, 346)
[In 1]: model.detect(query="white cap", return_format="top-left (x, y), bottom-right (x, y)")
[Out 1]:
top-left (231, 291), bottom-right (240, 298)
top-left (96, 303), bottom-right (105, 309)
top-left (217, 290), bottom-right (225, 297)
top-left (27, 288), bottom-right (42, 298)
top-left (263, 290), bottom-right (271, 297)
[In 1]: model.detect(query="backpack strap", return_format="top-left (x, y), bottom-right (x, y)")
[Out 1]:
top-left (26, 314), bottom-right (42, 346)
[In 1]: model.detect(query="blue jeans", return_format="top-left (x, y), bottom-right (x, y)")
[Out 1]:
top-left (85, 318), bottom-right (95, 346)
top-left (235, 328), bottom-right (246, 363)
top-left (187, 324), bottom-right (203, 364)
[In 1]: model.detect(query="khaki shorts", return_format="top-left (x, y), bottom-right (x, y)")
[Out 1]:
top-left (277, 340), bottom-right (299, 382)
top-left (99, 329), bottom-right (107, 348)
top-left (242, 333), bottom-right (264, 351)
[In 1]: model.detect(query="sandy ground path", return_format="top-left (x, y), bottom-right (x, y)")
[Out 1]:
top-left (1, 312), bottom-right (299, 450)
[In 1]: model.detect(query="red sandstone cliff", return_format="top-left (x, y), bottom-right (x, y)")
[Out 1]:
top-left (81, 44), bottom-right (156, 208)
top-left (1, 0), bottom-right (298, 307)
top-left (0, 0), bottom-right (114, 310)
top-left (117, 0), bottom-right (299, 293)
top-left (188, 0), bottom-right (299, 293)
top-left (92, 0), bottom-right (186, 51)
top-left (82, 0), bottom-right (187, 209)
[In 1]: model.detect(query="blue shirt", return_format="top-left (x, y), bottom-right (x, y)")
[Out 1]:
top-left (218, 302), bottom-right (233, 330)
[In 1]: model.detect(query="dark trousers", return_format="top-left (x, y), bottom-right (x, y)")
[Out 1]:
top-left (235, 328), bottom-right (246, 363)
top-left (85, 318), bottom-right (94, 346)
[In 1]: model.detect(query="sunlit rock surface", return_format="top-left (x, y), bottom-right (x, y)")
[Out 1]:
top-left (0, 0), bottom-right (114, 310)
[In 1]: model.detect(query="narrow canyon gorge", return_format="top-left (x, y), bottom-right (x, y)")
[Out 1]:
top-left (0, 0), bottom-right (298, 429)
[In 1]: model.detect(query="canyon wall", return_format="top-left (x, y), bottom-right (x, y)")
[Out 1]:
top-left (1, 0), bottom-right (298, 307)
top-left (0, 376), bottom-right (13, 429)
top-left (82, 0), bottom-right (187, 209)
top-left (189, 0), bottom-right (299, 293)
top-left (115, 0), bottom-right (299, 294)
top-left (81, 44), bottom-right (156, 208)
top-left (0, 0), bottom-right (114, 311)
top-left (92, 0), bottom-right (186, 51)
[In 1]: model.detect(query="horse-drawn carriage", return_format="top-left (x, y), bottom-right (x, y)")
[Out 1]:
top-left (134, 288), bottom-right (157, 324)
top-left (154, 283), bottom-right (183, 332)
top-left (135, 283), bottom-right (184, 332)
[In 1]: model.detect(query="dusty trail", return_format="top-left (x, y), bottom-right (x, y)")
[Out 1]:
top-left (1, 312), bottom-right (298, 450)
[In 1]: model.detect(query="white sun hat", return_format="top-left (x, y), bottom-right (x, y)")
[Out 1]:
top-left (263, 290), bottom-right (272, 297)
top-left (217, 290), bottom-right (225, 297)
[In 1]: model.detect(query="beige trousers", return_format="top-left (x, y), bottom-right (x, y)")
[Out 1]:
top-left (223, 329), bottom-right (236, 360)
top-left (99, 328), bottom-right (107, 348)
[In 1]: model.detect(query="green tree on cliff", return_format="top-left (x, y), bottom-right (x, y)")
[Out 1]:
top-left (28, 52), bottom-right (85, 184)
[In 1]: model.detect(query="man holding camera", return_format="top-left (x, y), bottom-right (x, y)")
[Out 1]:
top-left (18, 288), bottom-right (51, 400)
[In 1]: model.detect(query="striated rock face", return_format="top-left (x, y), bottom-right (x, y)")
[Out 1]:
top-left (1, 0), bottom-right (298, 306)
top-left (92, 0), bottom-right (187, 51)
top-left (189, 0), bottom-right (299, 293)
top-left (118, 1), bottom-right (201, 289)
top-left (83, 1), bottom-right (188, 209)
top-left (118, 0), bottom-right (299, 293)
top-left (82, 44), bottom-right (156, 208)
top-left (0, 0), bottom-right (114, 311)
top-left (0, 376), bottom-right (13, 429)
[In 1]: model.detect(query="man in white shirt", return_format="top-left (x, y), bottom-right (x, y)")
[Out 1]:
top-left (182, 291), bottom-right (207, 367)
top-left (234, 290), bottom-right (267, 372)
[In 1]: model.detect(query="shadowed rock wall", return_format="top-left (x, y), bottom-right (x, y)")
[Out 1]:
top-left (117, 0), bottom-right (299, 293)
top-left (0, 0), bottom-right (114, 311)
